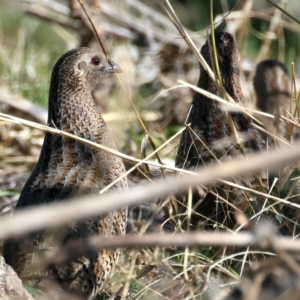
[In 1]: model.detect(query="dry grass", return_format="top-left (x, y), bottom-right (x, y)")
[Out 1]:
top-left (1, 0), bottom-right (300, 299)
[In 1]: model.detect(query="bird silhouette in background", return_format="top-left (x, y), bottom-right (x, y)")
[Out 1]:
top-left (253, 59), bottom-right (291, 143)
top-left (3, 48), bottom-right (127, 299)
top-left (175, 32), bottom-right (267, 227)
top-left (253, 59), bottom-right (300, 228)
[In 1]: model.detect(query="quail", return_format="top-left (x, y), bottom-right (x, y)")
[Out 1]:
top-left (175, 32), bottom-right (267, 227)
top-left (3, 48), bottom-right (128, 299)
top-left (254, 59), bottom-right (300, 228)
top-left (253, 59), bottom-right (291, 191)
top-left (254, 59), bottom-right (291, 143)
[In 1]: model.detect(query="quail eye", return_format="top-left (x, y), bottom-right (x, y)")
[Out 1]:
top-left (91, 57), bottom-right (100, 66)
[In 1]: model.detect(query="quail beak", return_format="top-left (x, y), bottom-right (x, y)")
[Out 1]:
top-left (104, 60), bottom-right (122, 74)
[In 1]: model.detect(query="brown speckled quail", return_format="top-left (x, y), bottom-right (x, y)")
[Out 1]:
top-left (253, 59), bottom-right (291, 193)
top-left (175, 32), bottom-right (267, 227)
top-left (253, 60), bottom-right (300, 227)
top-left (3, 48), bottom-right (127, 299)
top-left (254, 59), bottom-right (291, 143)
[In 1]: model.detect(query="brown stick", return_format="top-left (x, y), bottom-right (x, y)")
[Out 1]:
top-left (1, 141), bottom-right (300, 241)
top-left (49, 230), bottom-right (300, 266)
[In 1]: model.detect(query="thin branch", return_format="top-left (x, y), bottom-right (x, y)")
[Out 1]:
top-left (1, 140), bottom-right (300, 240)
top-left (0, 112), bottom-right (189, 176)
top-left (266, 0), bottom-right (300, 26)
top-left (49, 231), bottom-right (300, 266)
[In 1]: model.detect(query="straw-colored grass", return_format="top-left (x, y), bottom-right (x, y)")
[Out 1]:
top-left (1, 0), bottom-right (300, 299)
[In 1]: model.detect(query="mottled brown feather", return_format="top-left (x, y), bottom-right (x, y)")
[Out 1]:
top-left (175, 32), bottom-right (267, 226)
top-left (3, 48), bottom-right (127, 299)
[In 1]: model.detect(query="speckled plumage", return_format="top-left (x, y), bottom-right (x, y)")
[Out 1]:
top-left (3, 48), bottom-right (127, 299)
top-left (175, 32), bottom-right (267, 224)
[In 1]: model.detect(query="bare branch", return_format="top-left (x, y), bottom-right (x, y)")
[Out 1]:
top-left (50, 230), bottom-right (300, 266)
top-left (1, 141), bottom-right (300, 240)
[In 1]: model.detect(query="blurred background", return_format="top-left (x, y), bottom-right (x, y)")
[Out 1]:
top-left (1, 0), bottom-right (300, 219)
top-left (1, 0), bottom-right (300, 226)
top-left (1, 1), bottom-right (300, 298)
